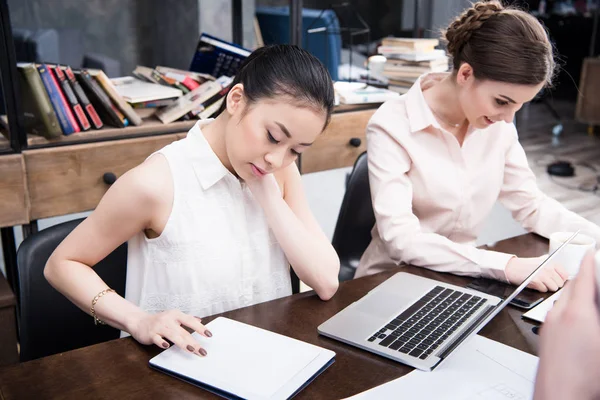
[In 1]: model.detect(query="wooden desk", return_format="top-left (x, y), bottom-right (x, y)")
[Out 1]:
top-left (0, 234), bottom-right (549, 399)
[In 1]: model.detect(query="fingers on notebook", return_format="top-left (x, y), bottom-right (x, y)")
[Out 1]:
top-left (180, 314), bottom-right (213, 339)
top-left (152, 334), bottom-right (170, 349)
top-left (166, 325), bottom-right (207, 357)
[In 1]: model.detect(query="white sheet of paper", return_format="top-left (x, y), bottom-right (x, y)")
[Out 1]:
top-left (522, 290), bottom-right (562, 323)
top-left (149, 317), bottom-right (333, 400)
top-left (346, 335), bottom-right (539, 400)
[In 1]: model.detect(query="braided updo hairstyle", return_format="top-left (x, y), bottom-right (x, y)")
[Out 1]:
top-left (443, 0), bottom-right (556, 87)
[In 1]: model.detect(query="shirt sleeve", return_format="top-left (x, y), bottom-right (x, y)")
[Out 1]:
top-left (368, 117), bottom-right (514, 282)
top-left (498, 126), bottom-right (600, 245)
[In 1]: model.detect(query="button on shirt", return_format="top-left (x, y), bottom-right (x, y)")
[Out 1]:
top-left (356, 76), bottom-right (600, 281)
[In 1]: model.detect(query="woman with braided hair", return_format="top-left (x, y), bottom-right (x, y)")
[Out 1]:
top-left (356, 1), bottom-right (600, 291)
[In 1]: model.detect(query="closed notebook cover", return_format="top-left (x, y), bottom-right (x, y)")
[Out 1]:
top-left (149, 317), bottom-right (335, 400)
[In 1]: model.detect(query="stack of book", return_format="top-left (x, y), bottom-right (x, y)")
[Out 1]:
top-left (16, 63), bottom-right (233, 140)
top-left (123, 65), bottom-right (233, 124)
top-left (377, 38), bottom-right (449, 94)
top-left (17, 63), bottom-right (137, 139)
top-left (13, 32), bottom-right (249, 140)
top-left (334, 81), bottom-right (399, 105)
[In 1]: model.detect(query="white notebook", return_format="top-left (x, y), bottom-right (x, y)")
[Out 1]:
top-left (149, 317), bottom-right (335, 400)
top-left (346, 335), bottom-right (539, 399)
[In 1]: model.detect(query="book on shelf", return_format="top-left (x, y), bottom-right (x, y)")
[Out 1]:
top-left (155, 79), bottom-right (224, 124)
top-left (385, 56), bottom-right (449, 70)
top-left (188, 76), bottom-right (232, 118)
top-left (111, 76), bottom-right (183, 103)
top-left (89, 69), bottom-right (143, 126)
top-left (380, 37), bottom-right (439, 52)
top-left (63, 66), bottom-right (103, 129)
top-left (75, 70), bottom-right (128, 128)
top-left (51, 66), bottom-right (91, 131)
top-left (378, 49), bottom-right (446, 62)
top-left (130, 98), bottom-right (178, 108)
top-left (334, 81), bottom-right (399, 105)
top-left (16, 63), bottom-right (62, 138)
top-left (198, 97), bottom-right (224, 119)
top-left (133, 107), bottom-right (159, 119)
top-left (36, 64), bottom-right (79, 135)
top-left (132, 65), bottom-right (159, 83)
top-left (160, 71), bottom-right (201, 91)
top-left (150, 69), bottom-right (190, 94)
top-left (154, 66), bottom-right (214, 83)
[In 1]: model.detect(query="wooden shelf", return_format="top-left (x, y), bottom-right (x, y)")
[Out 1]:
top-left (26, 118), bottom-right (197, 149)
top-left (22, 104), bottom-right (380, 149)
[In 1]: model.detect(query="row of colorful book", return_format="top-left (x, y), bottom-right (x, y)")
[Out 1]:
top-left (377, 37), bottom-right (449, 94)
top-left (16, 63), bottom-right (233, 140)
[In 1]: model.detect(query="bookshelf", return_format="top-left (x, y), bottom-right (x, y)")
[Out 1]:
top-left (25, 118), bottom-right (197, 148)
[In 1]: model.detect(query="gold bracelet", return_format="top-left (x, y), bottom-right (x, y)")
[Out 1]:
top-left (91, 288), bottom-right (115, 325)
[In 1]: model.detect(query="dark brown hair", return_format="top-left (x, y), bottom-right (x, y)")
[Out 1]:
top-left (443, 0), bottom-right (555, 87)
top-left (218, 44), bottom-right (334, 129)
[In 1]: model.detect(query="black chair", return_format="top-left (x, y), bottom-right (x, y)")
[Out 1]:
top-left (331, 152), bottom-right (376, 282)
top-left (16, 218), bottom-right (127, 362)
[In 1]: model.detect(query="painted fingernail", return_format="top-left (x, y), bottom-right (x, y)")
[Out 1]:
top-left (204, 330), bottom-right (213, 337)
top-left (162, 342), bottom-right (170, 349)
top-left (186, 345), bottom-right (195, 353)
top-left (199, 348), bottom-right (207, 356)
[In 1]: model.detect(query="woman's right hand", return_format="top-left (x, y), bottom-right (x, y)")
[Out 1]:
top-left (127, 310), bottom-right (212, 356)
top-left (505, 256), bottom-right (569, 292)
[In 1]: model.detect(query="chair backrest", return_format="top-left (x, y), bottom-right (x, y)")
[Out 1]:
top-left (331, 152), bottom-right (375, 281)
top-left (16, 218), bottom-right (127, 362)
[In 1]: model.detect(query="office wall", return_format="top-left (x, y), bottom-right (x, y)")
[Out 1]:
top-left (7, 0), bottom-right (255, 76)
top-left (402, 0), bottom-right (472, 38)
top-left (198, 0), bottom-right (256, 50)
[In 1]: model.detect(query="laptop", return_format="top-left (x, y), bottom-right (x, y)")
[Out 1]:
top-left (318, 231), bottom-right (579, 371)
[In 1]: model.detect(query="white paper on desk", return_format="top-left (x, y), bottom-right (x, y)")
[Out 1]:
top-left (346, 335), bottom-right (539, 400)
top-left (149, 317), bottom-right (335, 400)
top-left (523, 290), bottom-right (562, 323)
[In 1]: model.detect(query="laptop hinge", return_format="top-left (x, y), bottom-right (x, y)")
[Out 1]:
top-left (435, 305), bottom-right (496, 363)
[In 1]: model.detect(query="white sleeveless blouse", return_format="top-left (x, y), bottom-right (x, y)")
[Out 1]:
top-left (125, 120), bottom-right (292, 318)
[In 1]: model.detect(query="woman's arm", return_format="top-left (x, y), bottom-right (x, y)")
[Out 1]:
top-left (246, 163), bottom-right (340, 300)
top-left (44, 155), bottom-right (210, 355)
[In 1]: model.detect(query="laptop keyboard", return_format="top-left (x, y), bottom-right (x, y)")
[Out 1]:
top-left (367, 286), bottom-right (487, 360)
